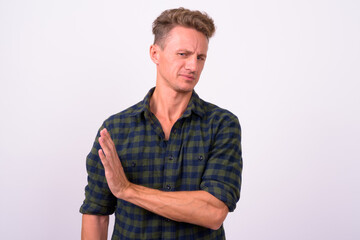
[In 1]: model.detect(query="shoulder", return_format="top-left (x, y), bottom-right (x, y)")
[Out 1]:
top-left (198, 99), bottom-right (242, 147)
top-left (102, 100), bottom-right (144, 130)
top-left (199, 98), bottom-right (240, 127)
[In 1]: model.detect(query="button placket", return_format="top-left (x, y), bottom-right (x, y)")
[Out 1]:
top-left (163, 137), bottom-right (177, 192)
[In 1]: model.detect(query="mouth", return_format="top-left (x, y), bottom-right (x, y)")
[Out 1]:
top-left (179, 74), bottom-right (196, 81)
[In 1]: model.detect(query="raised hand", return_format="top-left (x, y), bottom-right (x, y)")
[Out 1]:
top-left (98, 128), bottom-right (131, 199)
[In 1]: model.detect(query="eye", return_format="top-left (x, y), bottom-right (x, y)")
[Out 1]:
top-left (197, 56), bottom-right (206, 61)
top-left (178, 52), bottom-right (186, 56)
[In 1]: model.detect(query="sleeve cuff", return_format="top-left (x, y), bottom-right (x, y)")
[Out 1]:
top-left (200, 180), bottom-right (238, 212)
top-left (79, 200), bottom-right (116, 215)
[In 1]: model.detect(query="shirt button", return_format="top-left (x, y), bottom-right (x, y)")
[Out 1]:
top-left (199, 155), bottom-right (204, 161)
top-left (173, 129), bottom-right (177, 133)
top-left (131, 162), bottom-right (136, 167)
top-left (168, 155), bottom-right (174, 161)
top-left (166, 218), bottom-right (171, 222)
top-left (166, 185), bottom-right (172, 190)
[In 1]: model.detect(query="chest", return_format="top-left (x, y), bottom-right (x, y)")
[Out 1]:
top-left (113, 118), bottom-right (213, 190)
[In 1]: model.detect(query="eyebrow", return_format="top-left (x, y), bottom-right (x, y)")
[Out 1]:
top-left (177, 49), bottom-right (207, 58)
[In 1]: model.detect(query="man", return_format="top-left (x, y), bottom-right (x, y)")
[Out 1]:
top-left (80, 7), bottom-right (242, 240)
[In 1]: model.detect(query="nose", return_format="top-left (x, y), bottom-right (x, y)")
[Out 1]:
top-left (185, 56), bottom-right (197, 72)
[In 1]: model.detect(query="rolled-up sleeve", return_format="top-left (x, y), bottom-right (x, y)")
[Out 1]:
top-left (200, 115), bottom-right (242, 212)
top-left (80, 124), bottom-right (117, 215)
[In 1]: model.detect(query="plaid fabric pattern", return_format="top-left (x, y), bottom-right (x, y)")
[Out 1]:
top-left (80, 88), bottom-right (242, 240)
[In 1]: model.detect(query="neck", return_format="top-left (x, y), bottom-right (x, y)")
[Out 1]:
top-left (150, 85), bottom-right (192, 123)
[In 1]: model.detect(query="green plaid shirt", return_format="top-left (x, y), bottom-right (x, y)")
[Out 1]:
top-left (80, 88), bottom-right (242, 240)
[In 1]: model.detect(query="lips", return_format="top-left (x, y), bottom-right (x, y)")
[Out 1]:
top-left (179, 74), bottom-right (196, 80)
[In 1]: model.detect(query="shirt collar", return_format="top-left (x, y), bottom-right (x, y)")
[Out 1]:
top-left (129, 87), bottom-right (205, 118)
top-left (182, 90), bottom-right (205, 118)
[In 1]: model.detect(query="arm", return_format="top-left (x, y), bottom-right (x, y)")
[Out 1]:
top-left (81, 214), bottom-right (109, 240)
top-left (125, 184), bottom-right (228, 230)
top-left (98, 128), bottom-right (228, 230)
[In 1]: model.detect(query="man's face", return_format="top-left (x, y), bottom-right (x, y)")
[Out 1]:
top-left (154, 26), bottom-right (209, 93)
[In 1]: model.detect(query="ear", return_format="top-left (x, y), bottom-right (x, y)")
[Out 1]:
top-left (149, 44), bottom-right (160, 65)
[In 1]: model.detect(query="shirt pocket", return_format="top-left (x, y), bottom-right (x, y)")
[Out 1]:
top-left (179, 147), bottom-right (208, 190)
top-left (120, 151), bottom-right (163, 189)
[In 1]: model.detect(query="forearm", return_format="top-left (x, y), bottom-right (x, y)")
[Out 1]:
top-left (122, 184), bottom-right (228, 230)
top-left (81, 214), bottom-right (109, 240)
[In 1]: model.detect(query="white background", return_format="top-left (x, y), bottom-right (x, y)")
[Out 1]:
top-left (1, 0), bottom-right (359, 239)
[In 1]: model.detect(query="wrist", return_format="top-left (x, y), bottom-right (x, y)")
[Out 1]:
top-left (117, 182), bottom-right (135, 201)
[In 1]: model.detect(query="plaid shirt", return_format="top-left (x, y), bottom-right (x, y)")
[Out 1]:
top-left (80, 88), bottom-right (242, 240)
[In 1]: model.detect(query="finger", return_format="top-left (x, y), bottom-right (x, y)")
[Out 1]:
top-left (100, 128), bottom-right (107, 137)
top-left (99, 149), bottom-right (116, 181)
top-left (98, 148), bottom-right (108, 166)
top-left (98, 136), bottom-right (112, 158)
top-left (100, 128), bottom-right (111, 140)
top-left (99, 129), bottom-right (112, 151)
top-left (100, 129), bottom-right (115, 149)
top-left (102, 128), bottom-right (111, 138)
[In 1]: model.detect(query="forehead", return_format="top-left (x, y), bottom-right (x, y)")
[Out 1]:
top-left (163, 26), bottom-right (209, 53)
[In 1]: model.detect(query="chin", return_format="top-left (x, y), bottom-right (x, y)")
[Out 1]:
top-left (178, 81), bottom-right (198, 93)
top-left (176, 85), bottom-right (196, 93)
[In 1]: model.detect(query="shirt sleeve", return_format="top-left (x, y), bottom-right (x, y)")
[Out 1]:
top-left (200, 114), bottom-right (242, 212)
top-left (79, 123), bottom-right (117, 215)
